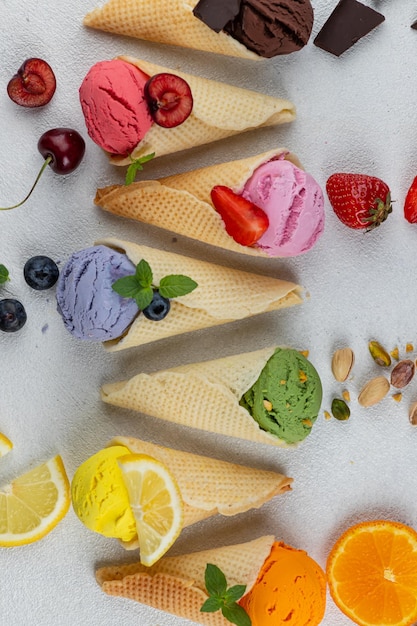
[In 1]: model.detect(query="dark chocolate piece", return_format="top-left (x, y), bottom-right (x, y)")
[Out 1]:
top-left (314, 0), bottom-right (384, 57)
top-left (193, 0), bottom-right (242, 33)
top-left (412, 20), bottom-right (417, 30)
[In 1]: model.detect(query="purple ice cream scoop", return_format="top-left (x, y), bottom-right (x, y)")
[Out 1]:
top-left (56, 245), bottom-right (139, 341)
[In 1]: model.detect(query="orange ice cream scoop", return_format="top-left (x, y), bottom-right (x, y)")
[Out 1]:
top-left (240, 541), bottom-right (326, 625)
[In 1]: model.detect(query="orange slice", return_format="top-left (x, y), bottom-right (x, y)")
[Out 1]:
top-left (327, 520), bottom-right (417, 626)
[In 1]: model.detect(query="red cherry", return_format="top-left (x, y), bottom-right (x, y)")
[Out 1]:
top-left (37, 128), bottom-right (86, 174)
top-left (0, 128), bottom-right (85, 211)
top-left (7, 58), bottom-right (56, 108)
top-left (144, 73), bottom-right (193, 128)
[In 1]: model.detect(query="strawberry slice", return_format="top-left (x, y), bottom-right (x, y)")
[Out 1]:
top-left (404, 176), bottom-right (417, 223)
top-left (144, 73), bottom-right (193, 128)
top-left (211, 185), bottom-right (269, 247)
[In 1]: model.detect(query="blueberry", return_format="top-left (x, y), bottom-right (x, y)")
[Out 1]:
top-left (24, 255), bottom-right (59, 290)
top-left (0, 299), bottom-right (27, 332)
top-left (143, 291), bottom-right (170, 321)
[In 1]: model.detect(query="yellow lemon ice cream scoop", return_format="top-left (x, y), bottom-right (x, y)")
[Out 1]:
top-left (71, 445), bottom-right (136, 543)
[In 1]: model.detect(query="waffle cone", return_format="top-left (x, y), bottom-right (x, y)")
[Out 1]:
top-left (97, 535), bottom-right (275, 625)
top-left (102, 347), bottom-right (297, 446)
top-left (95, 149), bottom-right (302, 257)
top-left (84, 0), bottom-right (262, 59)
top-left (103, 56), bottom-right (294, 165)
top-left (111, 436), bottom-right (292, 532)
top-left (96, 239), bottom-right (304, 352)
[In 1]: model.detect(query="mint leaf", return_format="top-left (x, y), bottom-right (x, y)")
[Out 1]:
top-left (135, 259), bottom-right (153, 288)
top-left (125, 152), bottom-right (155, 185)
top-left (112, 275), bottom-right (141, 299)
top-left (0, 264), bottom-right (9, 284)
top-left (205, 564), bottom-right (227, 597)
top-left (202, 564), bottom-right (251, 626)
top-left (201, 597), bottom-right (222, 613)
top-left (225, 585), bottom-right (247, 603)
top-left (112, 276), bottom-right (153, 310)
top-left (159, 275), bottom-right (198, 299)
top-left (222, 604), bottom-right (251, 626)
top-left (134, 286), bottom-right (154, 310)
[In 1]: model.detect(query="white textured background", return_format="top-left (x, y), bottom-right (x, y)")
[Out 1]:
top-left (1, 1), bottom-right (417, 624)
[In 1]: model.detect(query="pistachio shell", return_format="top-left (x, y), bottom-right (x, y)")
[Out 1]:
top-left (358, 376), bottom-right (390, 407)
top-left (332, 347), bottom-right (355, 382)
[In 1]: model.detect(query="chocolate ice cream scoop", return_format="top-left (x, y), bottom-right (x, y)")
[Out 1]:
top-left (194, 0), bottom-right (314, 58)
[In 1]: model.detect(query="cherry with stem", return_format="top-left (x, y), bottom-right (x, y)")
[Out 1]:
top-left (0, 128), bottom-right (85, 211)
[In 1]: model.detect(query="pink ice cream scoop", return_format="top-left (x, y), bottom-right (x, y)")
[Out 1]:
top-left (242, 157), bottom-right (324, 256)
top-left (79, 59), bottom-right (153, 156)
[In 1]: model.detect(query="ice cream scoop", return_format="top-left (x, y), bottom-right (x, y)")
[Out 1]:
top-left (239, 348), bottom-right (323, 444)
top-left (101, 346), bottom-right (323, 447)
top-left (71, 445), bottom-right (137, 542)
top-left (242, 157), bottom-right (324, 256)
top-left (78, 57), bottom-right (295, 162)
top-left (56, 239), bottom-right (304, 351)
top-left (84, 0), bottom-right (314, 59)
top-left (79, 59), bottom-right (153, 155)
top-left (240, 541), bottom-right (326, 625)
top-left (71, 439), bottom-right (292, 549)
top-left (96, 535), bottom-right (326, 626)
top-left (55, 244), bottom-right (139, 342)
top-left (94, 149), bottom-right (324, 258)
top-left (221, 0), bottom-right (314, 58)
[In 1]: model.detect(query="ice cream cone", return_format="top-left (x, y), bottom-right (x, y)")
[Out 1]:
top-left (95, 239), bottom-right (304, 352)
top-left (95, 149), bottom-right (303, 257)
top-left (102, 56), bottom-right (295, 165)
top-left (102, 347), bottom-right (300, 446)
top-left (111, 436), bottom-right (292, 533)
top-left (84, 0), bottom-right (263, 59)
top-left (96, 535), bottom-right (275, 625)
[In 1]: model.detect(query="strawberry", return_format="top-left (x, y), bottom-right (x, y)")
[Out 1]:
top-left (210, 185), bottom-right (269, 247)
top-left (326, 173), bottom-right (392, 230)
top-left (404, 176), bottom-right (417, 223)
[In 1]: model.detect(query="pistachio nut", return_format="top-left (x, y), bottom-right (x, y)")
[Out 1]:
top-left (409, 402), bottom-right (417, 426)
top-left (331, 398), bottom-right (350, 421)
top-left (390, 359), bottom-right (415, 389)
top-left (358, 376), bottom-right (390, 407)
top-left (331, 347), bottom-right (355, 382)
top-left (368, 341), bottom-right (391, 367)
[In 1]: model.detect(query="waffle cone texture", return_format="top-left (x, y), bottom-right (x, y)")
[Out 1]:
top-left (112, 436), bottom-right (292, 533)
top-left (96, 535), bottom-right (275, 625)
top-left (84, 0), bottom-right (264, 59)
top-left (96, 149), bottom-right (302, 257)
top-left (104, 57), bottom-right (295, 164)
top-left (103, 347), bottom-right (299, 446)
top-left (96, 239), bottom-right (304, 352)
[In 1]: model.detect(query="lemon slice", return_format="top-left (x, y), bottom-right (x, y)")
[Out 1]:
top-left (118, 453), bottom-right (183, 566)
top-left (0, 432), bottom-right (13, 458)
top-left (0, 455), bottom-right (70, 547)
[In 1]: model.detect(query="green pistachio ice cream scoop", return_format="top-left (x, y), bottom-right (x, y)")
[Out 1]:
top-left (240, 348), bottom-right (323, 445)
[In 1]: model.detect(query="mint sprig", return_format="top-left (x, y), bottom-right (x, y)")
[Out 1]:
top-left (112, 258), bottom-right (197, 310)
top-left (201, 564), bottom-right (251, 626)
top-left (0, 264), bottom-right (9, 284)
top-left (125, 153), bottom-right (155, 185)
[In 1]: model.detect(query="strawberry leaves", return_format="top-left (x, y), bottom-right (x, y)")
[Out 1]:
top-left (201, 564), bottom-right (251, 626)
top-left (326, 173), bottom-right (392, 231)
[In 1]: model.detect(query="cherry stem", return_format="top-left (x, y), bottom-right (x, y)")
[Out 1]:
top-left (0, 155), bottom-right (52, 211)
